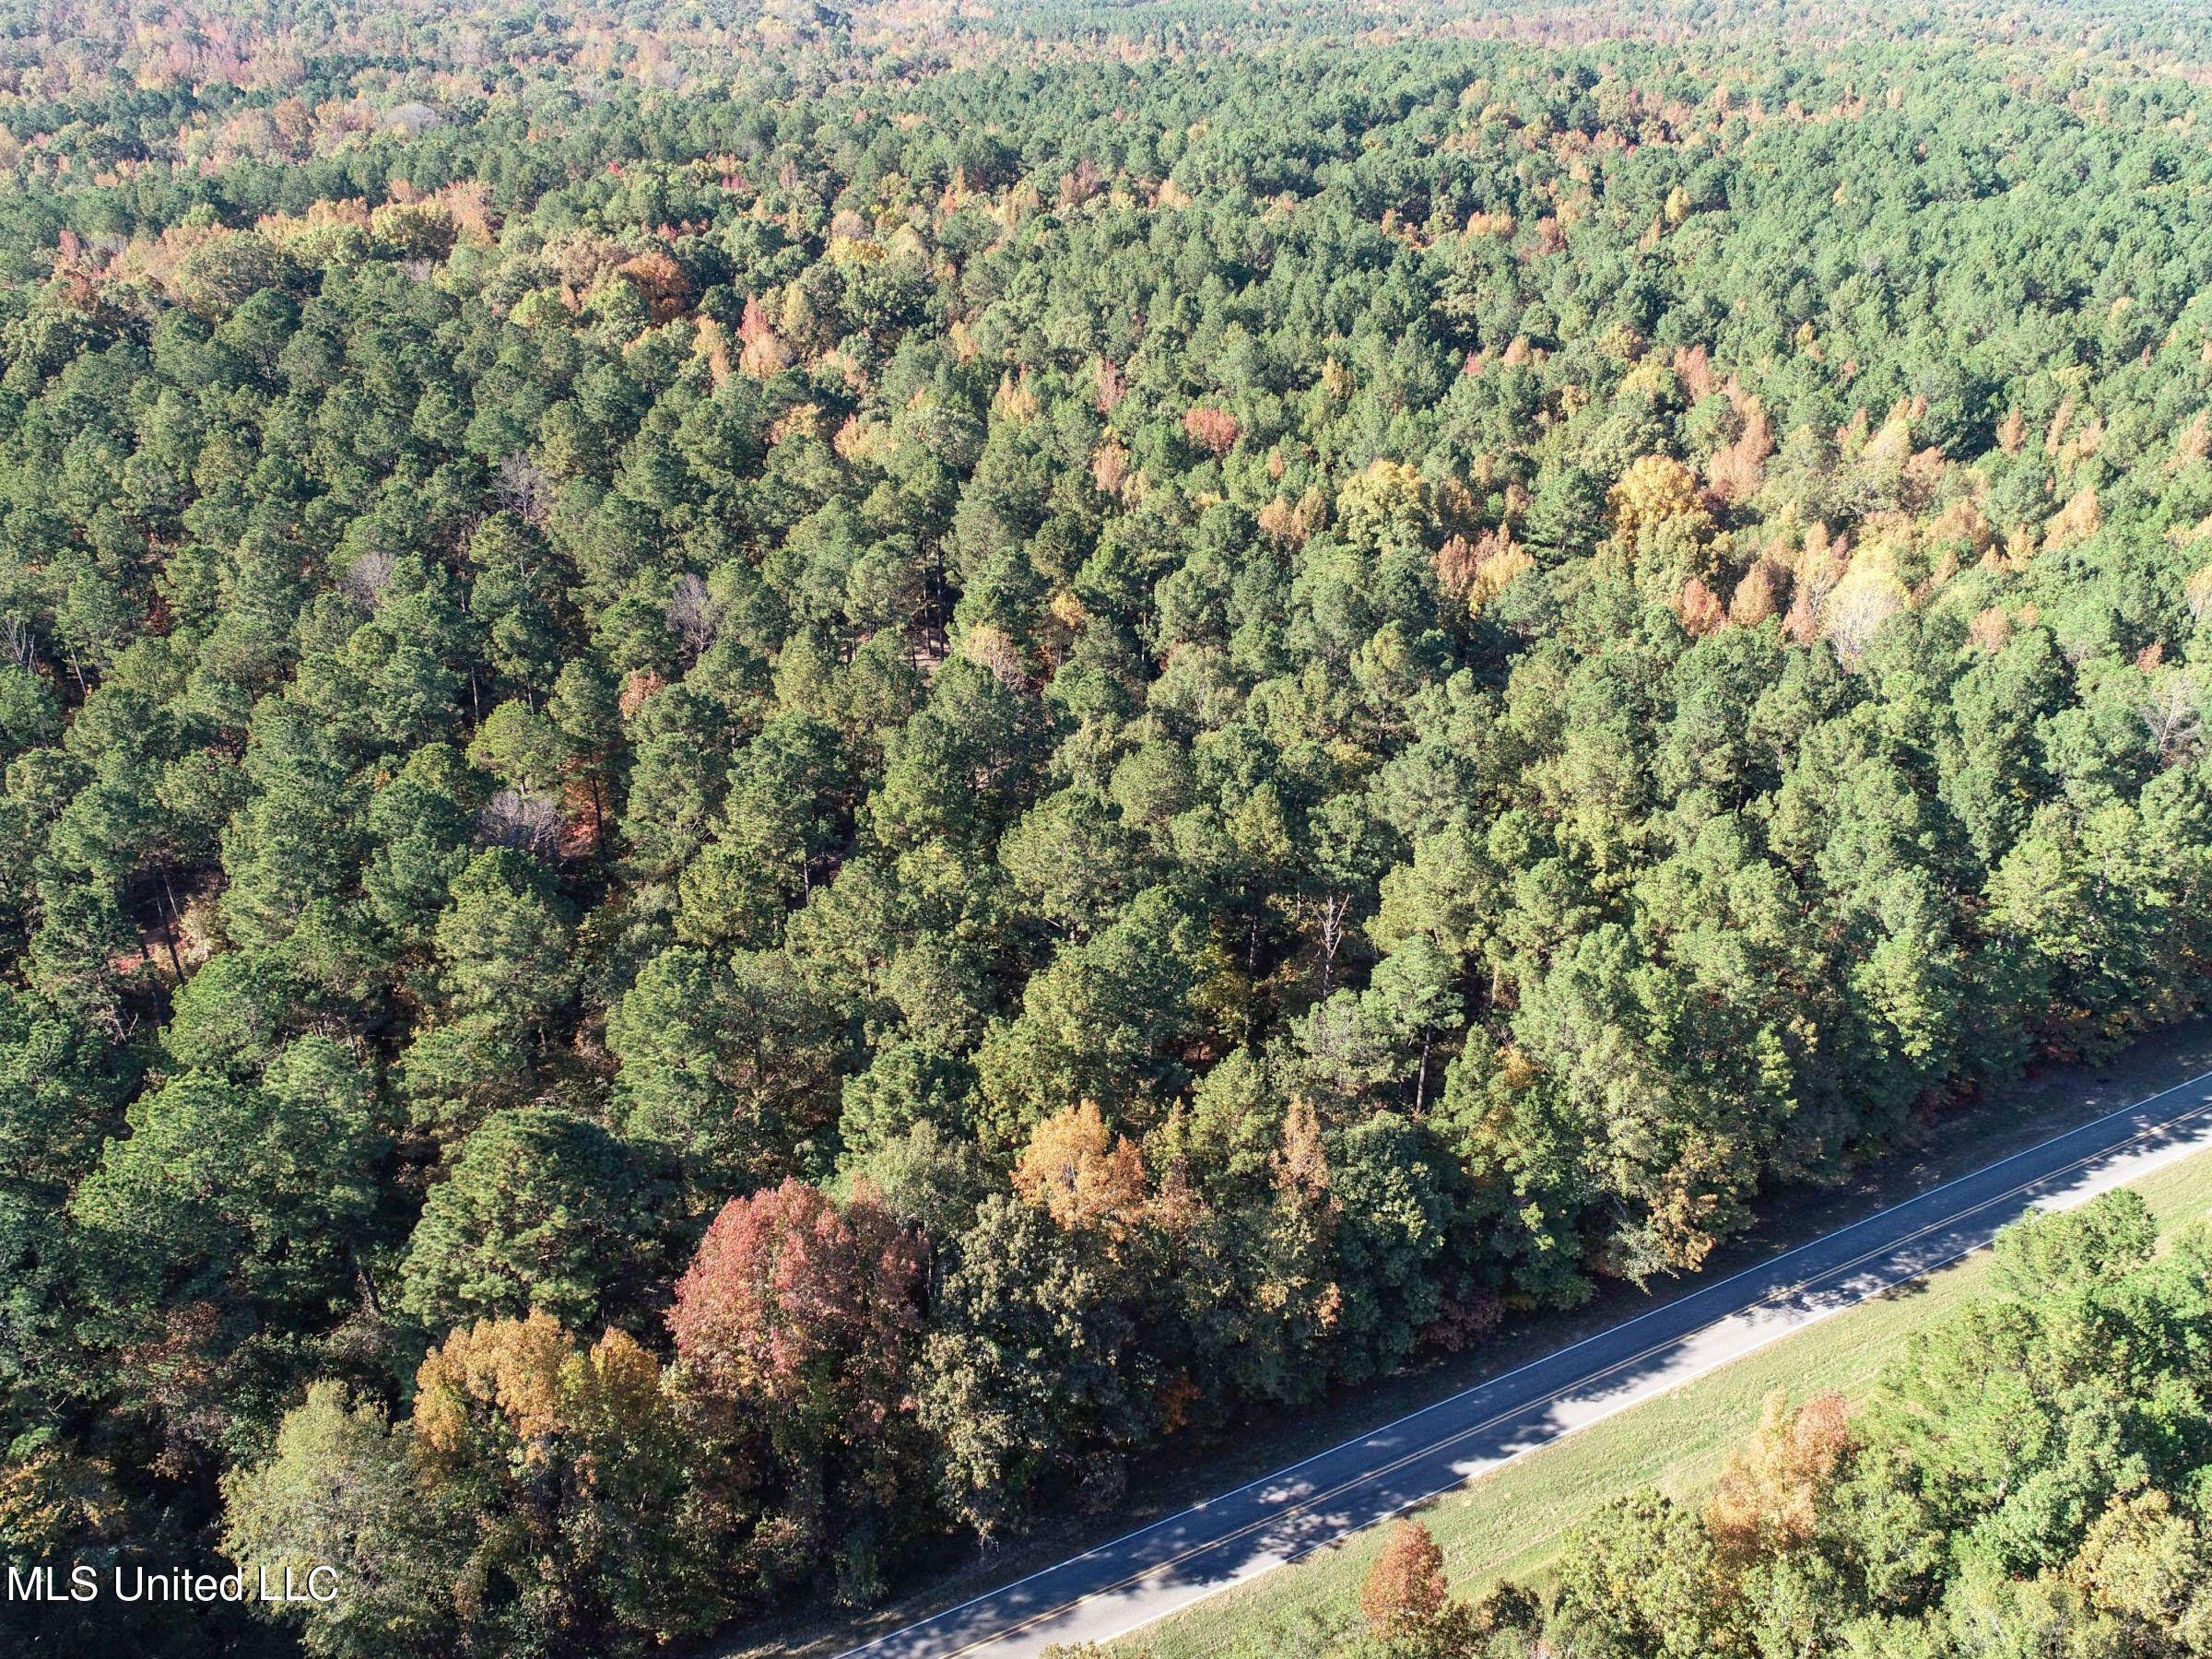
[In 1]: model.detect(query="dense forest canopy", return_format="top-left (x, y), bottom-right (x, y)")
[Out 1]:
top-left (0, 0), bottom-right (2209, 1653)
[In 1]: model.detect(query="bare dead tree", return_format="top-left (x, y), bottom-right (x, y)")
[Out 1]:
top-left (1821, 579), bottom-right (1902, 664)
top-left (494, 452), bottom-right (556, 528)
top-left (2143, 673), bottom-right (2204, 764)
top-left (1315, 890), bottom-right (1353, 996)
top-left (2, 613), bottom-right (34, 669)
top-left (477, 789), bottom-right (565, 860)
top-left (337, 546), bottom-right (398, 609)
top-left (666, 571), bottom-right (716, 662)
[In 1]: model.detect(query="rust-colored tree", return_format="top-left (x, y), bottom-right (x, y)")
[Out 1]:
top-left (1704, 1388), bottom-right (1853, 1564)
top-left (1360, 1520), bottom-right (1475, 1653)
top-left (1183, 405), bottom-right (1241, 457)
top-left (667, 1178), bottom-right (932, 1599)
top-left (1362, 1520), bottom-right (1447, 1635)
top-left (1728, 559), bottom-right (1785, 627)
top-left (669, 1178), bottom-right (924, 1446)
top-left (1705, 401), bottom-right (1772, 504)
top-left (1012, 1100), bottom-right (1147, 1236)
top-left (736, 292), bottom-right (790, 376)
top-left (618, 251), bottom-right (693, 323)
top-left (1675, 576), bottom-right (1725, 637)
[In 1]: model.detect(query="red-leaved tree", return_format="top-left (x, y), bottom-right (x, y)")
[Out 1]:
top-left (1183, 405), bottom-right (1241, 457)
top-left (1361, 1520), bottom-right (1454, 1643)
top-left (669, 1180), bottom-right (929, 1594)
top-left (670, 1178), bottom-right (924, 1454)
top-left (670, 1182), bottom-right (931, 1601)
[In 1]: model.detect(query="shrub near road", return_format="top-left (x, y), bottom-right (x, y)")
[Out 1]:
top-left (0, 2), bottom-right (2210, 1653)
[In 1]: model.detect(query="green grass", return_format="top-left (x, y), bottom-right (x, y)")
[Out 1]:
top-left (1124, 1142), bottom-right (2212, 1659)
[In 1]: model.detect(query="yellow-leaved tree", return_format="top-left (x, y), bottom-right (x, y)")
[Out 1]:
top-left (1704, 1388), bottom-right (1853, 1564)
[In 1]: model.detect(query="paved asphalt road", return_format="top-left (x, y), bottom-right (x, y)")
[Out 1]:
top-left (840, 1065), bottom-right (2212, 1659)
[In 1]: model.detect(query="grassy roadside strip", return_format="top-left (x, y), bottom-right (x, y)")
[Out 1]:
top-left (1121, 1135), bottom-right (2212, 1658)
